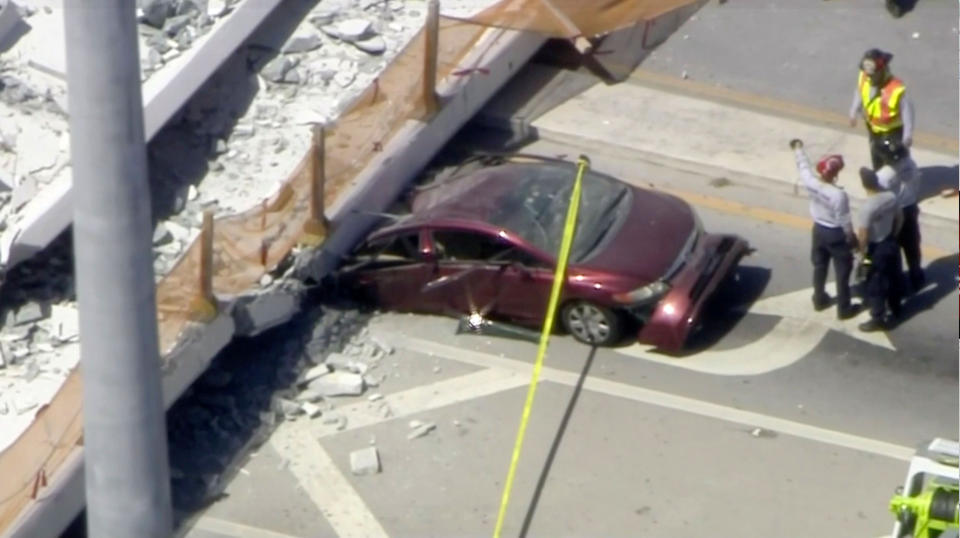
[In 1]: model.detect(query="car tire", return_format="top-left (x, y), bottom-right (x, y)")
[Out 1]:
top-left (560, 301), bottom-right (622, 346)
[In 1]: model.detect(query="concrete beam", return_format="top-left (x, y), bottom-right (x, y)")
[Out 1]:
top-left (3, 25), bottom-right (546, 538)
top-left (0, 0), bottom-right (285, 272)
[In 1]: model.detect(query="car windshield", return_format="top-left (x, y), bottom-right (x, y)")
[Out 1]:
top-left (487, 164), bottom-right (630, 263)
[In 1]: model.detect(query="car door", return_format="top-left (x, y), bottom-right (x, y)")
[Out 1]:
top-left (486, 248), bottom-right (555, 326)
top-left (425, 229), bottom-right (509, 319)
top-left (347, 230), bottom-right (438, 313)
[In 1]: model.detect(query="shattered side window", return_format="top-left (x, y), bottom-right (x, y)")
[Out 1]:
top-left (356, 233), bottom-right (419, 260)
top-left (433, 230), bottom-right (510, 262)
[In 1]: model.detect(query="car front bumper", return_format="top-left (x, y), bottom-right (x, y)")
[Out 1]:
top-left (637, 233), bottom-right (750, 351)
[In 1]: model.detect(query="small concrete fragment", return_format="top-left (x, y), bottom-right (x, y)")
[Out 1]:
top-left (282, 32), bottom-right (323, 54)
top-left (300, 363), bottom-right (331, 385)
top-left (163, 14), bottom-right (193, 37)
top-left (14, 302), bottom-right (45, 325)
top-left (336, 19), bottom-right (373, 42)
top-left (370, 336), bottom-right (394, 355)
top-left (353, 36), bottom-right (386, 55)
top-left (349, 446), bottom-right (380, 475)
top-left (207, 0), bottom-right (227, 17)
top-left (153, 223), bottom-right (173, 245)
top-left (232, 291), bottom-right (298, 337)
top-left (301, 401), bottom-right (322, 418)
top-left (261, 56), bottom-right (295, 83)
top-left (307, 371), bottom-right (364, 397)
top-left (407, 421), bottom-right (436, 440)
top-left (324, 352), bottom-right (367, 374)
top-left (49, 304), bottom-right (79, 342)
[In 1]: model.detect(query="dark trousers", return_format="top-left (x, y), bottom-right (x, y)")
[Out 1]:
top-left (864, 236), bottom-right (904, 320)
top-left (898, 203), bottom-right (924, 285)
top-left (868, 126), bottom-right (904, 170)
top-left (811, 224), bottom-right (853, 310)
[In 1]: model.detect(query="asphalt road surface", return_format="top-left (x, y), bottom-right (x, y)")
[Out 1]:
top-left (175, 134), bottom-right (958, 538)
top-left (641, 0), bottom-right (959, 140)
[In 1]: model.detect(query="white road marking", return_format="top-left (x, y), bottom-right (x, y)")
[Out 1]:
top-left (616, 317), bottom-right (825, 375)
top-left (375, 329), bottom-right (915, 462)
top-left (188, 515), bottom-right (303, 538)
top-left (615, 285), bottom-right (895, 375)
top-left (269, 423), bottom-right (389, 538)
top-left (747, 286), bottom-right (895, 350)
top-left (313, 367), bottom-right (530, 438)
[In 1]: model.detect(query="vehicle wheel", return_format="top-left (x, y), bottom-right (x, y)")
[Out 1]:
top-left (560, 301), bottom-right (622, 346)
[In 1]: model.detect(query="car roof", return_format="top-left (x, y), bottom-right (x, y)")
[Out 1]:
top-left (370, 161), bottom-right (581, 239)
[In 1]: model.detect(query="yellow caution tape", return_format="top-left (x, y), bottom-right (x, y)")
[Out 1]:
top-left (493, 154), bottom-right (590, 538)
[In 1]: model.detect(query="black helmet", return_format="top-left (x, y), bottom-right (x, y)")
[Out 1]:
top-left (861, 48), bottom-right (893, 72)
top-left (877, 138), bottom-right (908, 165)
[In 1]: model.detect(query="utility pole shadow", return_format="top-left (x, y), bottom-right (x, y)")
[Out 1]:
top-left (518, 344), bottom-right (598, 538)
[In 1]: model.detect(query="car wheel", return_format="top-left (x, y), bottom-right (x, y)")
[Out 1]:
top-left (561, 301), bottom-right (622, 346)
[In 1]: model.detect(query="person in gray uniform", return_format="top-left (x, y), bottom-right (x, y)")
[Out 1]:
top-left (790, 139), bottom-right (859, 319)
top-left (856, 167), bottom-right (905, 332)
top-left (875, 138), bottom-right (926, 292)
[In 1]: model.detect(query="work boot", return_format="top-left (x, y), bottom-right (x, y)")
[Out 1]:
top-left (837, 303), bottom-right (862, 321)
top-left (811, 293), bottom-right (832, 312)
top-left (858, 317), bottom-right (888, 333)
top-left (909, 270), bottom-right (926, 293)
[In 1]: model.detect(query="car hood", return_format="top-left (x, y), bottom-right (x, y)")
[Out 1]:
top-left (577, 188), bottom-right (696, 283)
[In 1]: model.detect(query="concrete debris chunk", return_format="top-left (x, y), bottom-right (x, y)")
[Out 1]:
top-left (295, 389), bottom-right (324, 403)
top-left (324, 352), bottom-right (368, 374)
top-left (14, 301), bottom-right (46, 325)
top-left (140, 0), bottom-right (171, 29)
top-left (300, 363), bottom-right (331, 385)
top-left (282, 32), bottom-right (323, 54)
top-left (301, 401), bottom-right (322, 418)
top-left (349, 446), bottom-right (380, 475)
top-left (275, 397), bottom-right (303, 417)
top-left (370, 336), bottom-right (394, 355)
top-left (335, 19), bottom-right (373, 42)
top-left (307, 371), bottom-right (365, 397)
top-left (153, 223), bottom-right (173, 245)
top-left (10, 174), bottom-right (37, 212)
top-left (334, 70), bottom-right (356, 88)
top-left (163, 14), bottom-right (193, 37)
top-left (49, 304), bottom-right (80, 342)
top-left (353, 36), bottom-right (386, 55)
top-left (282, 68), bottom-right (302, 85)
top-left (367, 393), bottom-right (383, 402)
top-left (232, 123), bottom-right (256, 139)
top-left (165, 220), bottom-right (191, 243)
top-left (207, 0), bottom-right (227, 17)
top-left (261, 55), bottom-right (296, 83)
top-left (407, 421), bottom-right (436, 440)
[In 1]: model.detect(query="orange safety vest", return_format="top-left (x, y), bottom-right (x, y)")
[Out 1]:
top-left (858, 71), bottom-right (906, 134)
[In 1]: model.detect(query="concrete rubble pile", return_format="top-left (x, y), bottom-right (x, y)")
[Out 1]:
top-left (136, 0), bottom-right (242, 81)
top-left (147, 0), bottom-right (430, 230)
top-left (0, 238), bottom-right (79, 452)
top-left (0, 0), bottom-right (238, 242)
top-left (0, 0), bottom-right (431, 452)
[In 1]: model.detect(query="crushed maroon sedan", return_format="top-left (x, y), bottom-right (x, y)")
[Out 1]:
top-left (335, 158), bottom-right (750, 350)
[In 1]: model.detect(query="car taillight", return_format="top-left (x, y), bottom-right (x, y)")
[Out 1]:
top-left (612, 280), bottom-right (671, 305)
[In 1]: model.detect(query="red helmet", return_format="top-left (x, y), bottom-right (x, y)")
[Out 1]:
top-left (816, 154), bottom-right (845, 180)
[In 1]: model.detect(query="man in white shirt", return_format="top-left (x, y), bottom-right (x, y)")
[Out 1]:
top-left (856, 167), bottom-right (905, 332)
top-left (875, 139), bottom-right (925, 292)
top-left (790, 139), bottom-right (859, 319)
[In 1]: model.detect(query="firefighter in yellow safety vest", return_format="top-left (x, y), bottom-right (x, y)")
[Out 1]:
top-left (848, 48), bottom-right (915, 170)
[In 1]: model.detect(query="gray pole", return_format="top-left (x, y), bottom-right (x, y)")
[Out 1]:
top-left (63, 2), bottom-right (172, 537)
